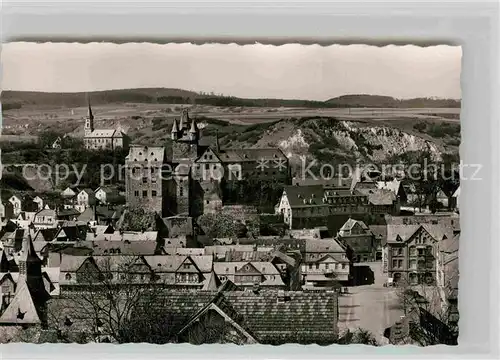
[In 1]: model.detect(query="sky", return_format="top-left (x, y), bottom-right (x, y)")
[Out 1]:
top-left (1, 42), bottom-right (462, 100)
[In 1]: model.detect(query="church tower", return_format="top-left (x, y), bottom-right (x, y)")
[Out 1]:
top-left (84, 95), bottom-right (95, 137)
top-left (0, 235), bottom-right (50, 326)
top-left (18, 234), bottom-right (45, 295)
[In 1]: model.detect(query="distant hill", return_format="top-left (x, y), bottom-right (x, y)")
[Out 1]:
top-left (326, 94), bottom-right (461, 108)
top-left (1, 88), bottom-right (461, 110)
top-left (1, 88), bottom-right (198, 108)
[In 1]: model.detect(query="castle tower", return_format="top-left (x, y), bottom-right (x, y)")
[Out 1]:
top-left (171, 109), bottom-right (199, 162)
top-left (84, 95), bottom-right (94, 137)
top-left (174, 164), bottom-right (191, 215)
top-left (171, 118), bottom-right (179, 140)
top-left (179, 109), bottom-right (188, 130)
top-left (188, 117), bottom-right (199, 142)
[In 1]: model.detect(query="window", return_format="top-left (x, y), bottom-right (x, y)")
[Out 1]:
top-left (205, 164), bottom-right (210, 170)
top-left (206, 200), bottom-right (210, 204)
top-left (409, 246), bottom-right (417, 256)
top-left (65, 273), bottom-right (72, 280)
top-left (341, 264), bottom-right (346, 269)
top-left (152, 190), bottom-right (157, 197)
top-left (134, 191), bottom-right (139, 197)
top-left (410, 259), bottom-right (417, 269)
top-left (142, 177), bottom-right (148, 184)
top-left (398, 248), bottom-right (403, 256)
top-left (315, 264), bottom-right (319, 270)
top-left (418, 248), bottom-right (424, 256)
top-left (392, 259), bottom-right (398, 268)
top-left (308, 264), bottom-right (313, 270)
top-left (179, 187), bottom-right (184, 197)
top-left (398, 259), bottom-right (403, 268)
top-left (325, 263), bottom-right (329, 269)
top-left (142, 190), bottom-right (147, 197)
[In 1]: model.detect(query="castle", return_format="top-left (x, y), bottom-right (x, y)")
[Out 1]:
top-left (83, 100), bottom-right (130, 151)
top-left (125, 109), bottom-right (290, 217)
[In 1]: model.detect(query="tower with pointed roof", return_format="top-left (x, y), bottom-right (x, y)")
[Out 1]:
top-left (171, 109), bottom-right (200, 163)
top-left (0, 235), bottom-right (50, 326)
top-left (84, 95), bottom-right (95, 137)
top-left (171, 118), bottom-right (180, 140)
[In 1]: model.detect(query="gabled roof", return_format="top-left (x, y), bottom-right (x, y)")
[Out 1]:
top-left (314, 253), bottom-right (348, 264)
top-left (201, 270), bottom-right (222, 291)
top-left (386, 224), bottom-right (453, 244)
top-left (78, 188), bottom-right (95, 196)
top-left (339, 218), bottom-right (369, 232)
top-left (0, 281), bottom-right (42, 324)
top-left (126, 145), bottom-right (165, 163)
top-left (213, 262), bottom-right (281, 278)
top-left (386, 225), bottom-right (421, 243)
top-left (86, 129), bottom-right (117, 138)
top-left (33, 228), bottom-right (59, 242)
top-left (59, 255), bottom-right (91, 272)
top-left (176, 256), bottom-right (203, 273)
top-left (142, 255), bottom-right (213, 274)
top-left (305, 238), bottom-right (346, 253)
top-left (35, 209), bottom-right (57, 218)
top-left (222, 290), bottom-right (338, 344)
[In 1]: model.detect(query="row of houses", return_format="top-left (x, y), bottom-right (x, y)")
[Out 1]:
top-left (0, 186), bottom-right (123, 223)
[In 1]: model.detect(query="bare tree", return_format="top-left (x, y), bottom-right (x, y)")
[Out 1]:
top-left (48, 256), bottom-right (173, 343)
top-left (391, 274), bottom-right (458, 346)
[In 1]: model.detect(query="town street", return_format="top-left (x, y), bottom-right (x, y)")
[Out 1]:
top-left (338, 262), bottom-right (404, 344)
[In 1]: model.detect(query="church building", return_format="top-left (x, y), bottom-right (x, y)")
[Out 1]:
top-left (83, 99), bottom-right (130, 151)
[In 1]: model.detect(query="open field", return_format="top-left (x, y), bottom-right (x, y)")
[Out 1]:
top-left (1, 103), bottom-right (461, 136)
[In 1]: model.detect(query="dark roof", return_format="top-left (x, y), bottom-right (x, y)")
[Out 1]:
top-left (84, 240), bottom-right (160, 256)
top-left (149, 289), bottom-right (339, 345)
top-left (284, 185), bottom-right (325, 207)
top-left (292, 177), bottom-right (352, 188)
top-left (33, 228), bottom-right (59, 242)
top-left (57, 208), bottom-right (81, 217)
top-left (369, 225), bottom-right (388, 243)
top-left (223, 290), bottom-right (338, 344)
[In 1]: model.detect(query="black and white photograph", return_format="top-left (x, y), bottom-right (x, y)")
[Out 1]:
top-left (0, 42), bottom-right (461, 346)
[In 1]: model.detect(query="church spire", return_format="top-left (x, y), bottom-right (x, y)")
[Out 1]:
top-left (86, 93), bottom-right (94, 121)
top-left (19, 234), bottom-right (41, 273)
top-left (85, 93), bottom-right (95, 136)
